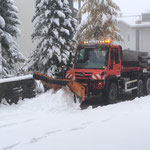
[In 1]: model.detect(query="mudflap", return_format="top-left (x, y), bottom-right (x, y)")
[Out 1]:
top-left (33, 72), bottom-right (85, 102)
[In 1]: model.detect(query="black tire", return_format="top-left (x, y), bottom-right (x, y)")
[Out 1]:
top-left (106, 83), bottom-right (118, 104)
top-left (132, 80), bottom-right (144, 97)
top-left (144, 78), bottom-right (150, 95)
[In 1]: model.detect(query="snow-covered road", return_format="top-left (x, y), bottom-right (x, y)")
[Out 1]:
top-left (0, 89), bottom-right (150, 150)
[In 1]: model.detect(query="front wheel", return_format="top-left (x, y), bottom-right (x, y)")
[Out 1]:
top-left (106, 83), bottom-right (118, 104)
top-left (132, 80), bottom-right (144, 97)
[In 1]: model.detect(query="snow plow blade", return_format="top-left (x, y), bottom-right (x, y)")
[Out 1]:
top-left (33, 72), bottom-right (85, 102)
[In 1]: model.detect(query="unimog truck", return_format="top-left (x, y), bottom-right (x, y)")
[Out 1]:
top-left (34, 40), bottom-right (150, 104)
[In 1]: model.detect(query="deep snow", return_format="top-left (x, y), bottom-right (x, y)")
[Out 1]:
top-left (0, 88), bottom-right (150, 150)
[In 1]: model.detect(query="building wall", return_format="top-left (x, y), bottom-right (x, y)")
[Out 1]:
top-left (139, 28), bottom-right (150, 52)
top-left (117, 21), bottom-right (150, 53)
top-left (117, 22), bottom-right (136, 50)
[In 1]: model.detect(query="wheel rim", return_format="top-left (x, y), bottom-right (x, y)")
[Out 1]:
top-left (138, 80), bottom-right (144, 97)
top-left (109, 86), bottom-right (117, 100)
top-left (146, 78), bottom-right (150, 94)
top-left (110, 89), bottom-right (115, 99)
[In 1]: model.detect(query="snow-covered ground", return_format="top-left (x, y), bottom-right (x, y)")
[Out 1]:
top-left (0, 88), bottom-right (150, 150)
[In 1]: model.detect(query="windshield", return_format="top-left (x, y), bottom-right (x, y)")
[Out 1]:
top-left (74, 47), bottom-right (108, 69)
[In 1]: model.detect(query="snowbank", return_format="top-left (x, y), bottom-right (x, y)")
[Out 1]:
top-left (0, 89), bottom-right (150, 150)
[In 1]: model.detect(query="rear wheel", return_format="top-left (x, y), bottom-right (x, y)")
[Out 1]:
top-left (132, 80), bottom-right (144, 97)
top-left (106, 83), bottom-right (118, 104)
top-left (144, 78), bottom-right (150, 95)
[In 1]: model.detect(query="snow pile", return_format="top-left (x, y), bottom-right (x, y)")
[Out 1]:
top-left (0, 88), bottom-right (79, 114)
top-left (1, 92), bottom-right (150, 150)
top-left (20, 89), bottom-right (79, 113)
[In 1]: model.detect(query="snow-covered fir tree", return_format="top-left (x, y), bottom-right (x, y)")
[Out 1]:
top-left (0, 0), bottom-right (25, 78)
top-left (0, 15), bottom-right (5, 78)
top-left (77, 0), bottom-right (122, 41)
top-left (27, 0), bottom-right (78, 77)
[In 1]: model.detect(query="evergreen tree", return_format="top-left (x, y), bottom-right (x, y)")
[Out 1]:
top-left (0, 0), bottom-right (25, 77)
top-left (0, 15), bottom-right (5, 78)
top-left (77, 0), bottom-right (122, 41)
top-left (27, 0), bottom-right (77, 77)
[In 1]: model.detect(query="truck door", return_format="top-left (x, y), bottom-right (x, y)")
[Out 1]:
top-left (109, 47), bottom-right (121, 77)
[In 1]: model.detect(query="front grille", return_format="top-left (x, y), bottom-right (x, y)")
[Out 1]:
top-left (75, 72), bottom-right (92, 79)
top-left (76, 79), bottom-right (89, 84)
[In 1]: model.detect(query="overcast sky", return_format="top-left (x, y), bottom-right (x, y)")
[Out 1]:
top-left (114, 0), bottom-right (150, 15)
top-left (15, 0), bottom-right (35, 56)
top-left (14, 0), bottom-right (150, 56)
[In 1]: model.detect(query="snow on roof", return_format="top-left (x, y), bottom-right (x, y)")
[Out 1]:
top-left (0, 74), bottom-right (33, 84)
top-left (118, 16), bottom-right (150, 28)
top-left (134, 22), bottom-right (150, 28)
top-left (118, 16), bottom-right (140, 26)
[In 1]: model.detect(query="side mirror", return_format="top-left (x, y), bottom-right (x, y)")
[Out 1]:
top-left (61, 66), bottom-right (66, 70)
top-left (61, 66), bottom-right (66, 79)
top-left (110, 60), bottom-right (113, 69)
top-left (115, 59), bottom-right (120, 64)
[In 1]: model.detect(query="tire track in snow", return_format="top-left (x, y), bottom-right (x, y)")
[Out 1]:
top-left (0, 119), bottom-right (35, 129)
top-left (29, 129), bottom-right (62, 144)
top-left (2, 142), bottom-right (20, 150)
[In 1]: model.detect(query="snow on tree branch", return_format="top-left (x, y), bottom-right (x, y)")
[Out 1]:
top-left (26, 0), bottom-right (78, 77)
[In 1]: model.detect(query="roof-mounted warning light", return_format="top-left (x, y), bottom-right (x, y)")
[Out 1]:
top-left (100, 39), bottom-right (112, 44)
top-left (83, 41), bottom-right (89, 44)
top-left (80, 39), bottom-right (112, 45)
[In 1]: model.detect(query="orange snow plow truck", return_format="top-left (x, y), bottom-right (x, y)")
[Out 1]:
top-left (33, 40), bottom-right (150, 104)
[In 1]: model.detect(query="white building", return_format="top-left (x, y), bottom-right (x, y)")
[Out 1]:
top-left (117, 13), bottom-right (150, 53)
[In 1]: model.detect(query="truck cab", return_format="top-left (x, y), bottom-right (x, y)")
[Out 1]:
top-left (65, 40), bottom-right (122, 103)
top-left (65, 40), bottom-right (150, 103)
